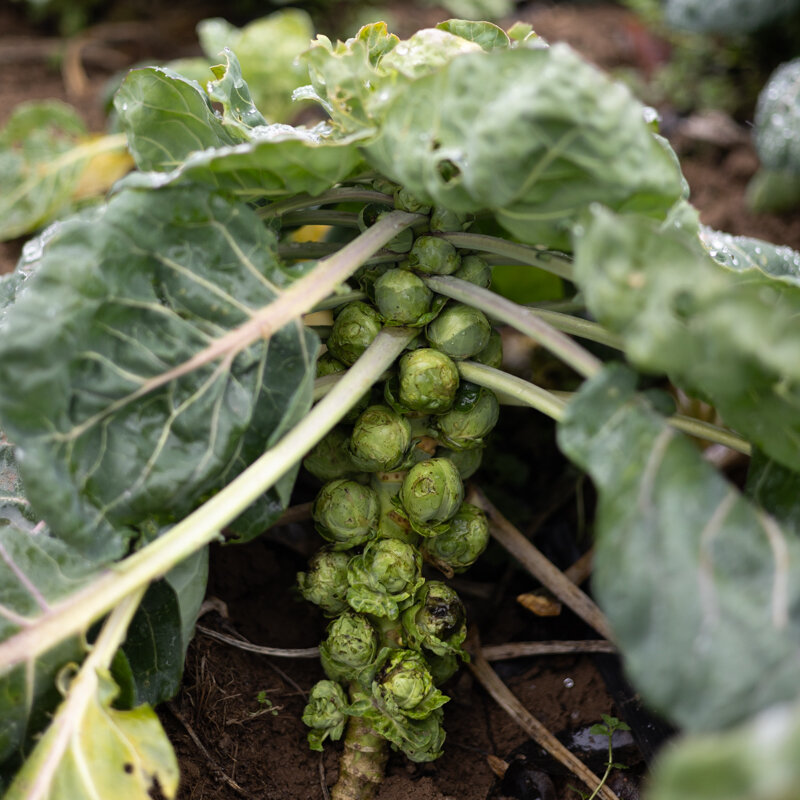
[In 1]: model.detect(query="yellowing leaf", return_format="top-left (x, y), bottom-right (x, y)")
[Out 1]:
top-left (4, 668), bottom-right (178, 800)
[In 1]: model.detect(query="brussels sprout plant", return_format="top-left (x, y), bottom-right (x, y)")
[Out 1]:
top-left (0, 12), bottom-right (799, 800)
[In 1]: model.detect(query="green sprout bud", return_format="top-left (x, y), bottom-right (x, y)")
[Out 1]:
top-left (430, 207), bottom-right (470, 233)
top-left (316, 352), bottom-right (346, 377)
top-left (349, 404), bottom-right (412, 472)
top-left (420, 502), bottom-right (489, 576)
top-left (327, 301), bottom-right (383, 366)
top-left (346, 538), bottom-right (424, 619)
top-left (303, 427), bottom-right (358, 482)
top-left (398, 348), bottom-right (460, 414)
top-left (312, 479), bottom-right (379, 549)
top-left (296, 546), bottom-right (352, 616)
top-left (399, 457), bottom-right (464, 535)
top-left (302, 680), bottom-right (349, 751)
top-left (453, 255), bottom-right (491, 288)
top-left (434, 383), bottom-right (499, 451)
top-left (319, 611), bottom-right (379, 683)
top-left (425, 303), bottom-right (491, 360)
top-left (472, 328), bottom-right (503, 369)
top-left (359, 204), bottom-right (414, 253)
top-left (402, 582), bottom-right (467, 659)
top-left (376, 650), bottom-right (449, 720)
top-left (437, 446), bottom-right (483, 480)
top-left (394, 187), bottom-right (431, 215)
top-left (374, 269), bottom-right (434, 325)
top-left (407, 236), bottom-right (461, 275)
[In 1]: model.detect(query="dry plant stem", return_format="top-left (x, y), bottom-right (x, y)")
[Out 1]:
top-left (564, 548), bottom-right (594, 585)
top-left (482, 640), bottom-right (616, 661)
top-left (425, 275), bottom-right (602, 379)
top-left (331, 713), bottom-right (389, 800)
top-left (467, 639), bottom-right (620, 800)
top-left (467, 486), bottom-right (615, 642)
top-left (0, 327), bottom-right (416, 670)
top-left (271, 501), bottom-right (314, 526)
top-left (198, 625), bottom-right (320, 659)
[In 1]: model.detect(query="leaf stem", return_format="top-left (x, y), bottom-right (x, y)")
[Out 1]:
top-left (425, 275), bottom-right (602, 379)
top-left (434, 232), bottom-right (574, 280)
top-left (260, 188), bottom-right (393, 219)
top-left (668, 414), bottom-right (752, 456)
top-left (528, 309), bottom-right (623, 350)
top-left (0, 328), bottom-right (416, 671)
top-left (281, 210), bottom-right (361, 229)
top-left (456, 361), bottom-right (567, 421)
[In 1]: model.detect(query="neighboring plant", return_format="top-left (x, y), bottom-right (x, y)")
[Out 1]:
top-left (1, 14), bottom-right (800, 800)
top-left (570, 715), bottom-right (631, 800)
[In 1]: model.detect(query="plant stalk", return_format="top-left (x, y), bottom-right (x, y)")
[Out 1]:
top-left (260, 188), bottom-right (393, 219)
top-left (456, 362), bottom-right (567, 422)
top-left (434, 232), bottom-right (574, 280)
top-left (330, 713), bottom-right (389, 800)
top-left (0, 327), bottom-right (416, 671)
top-left (424, 275), bottom-right (602, 379)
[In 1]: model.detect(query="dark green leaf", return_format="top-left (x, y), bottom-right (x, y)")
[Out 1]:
top-left (558, 365), bottom-right (800, 731)
top-left (364, 46), bottom-right (683, 249)
top-left (754, 58), bottom-right (800, 173)
top-left (747, 449), bottom-right (800, 535)
top-left (573, 204), bottom-right (800, 472)
top-left (0, 185), bottom-right (317, 562)
top-left (664, 0), bottom-right (800, 33)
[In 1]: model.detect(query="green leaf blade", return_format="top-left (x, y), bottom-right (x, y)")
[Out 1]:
top-left (558, 365), bottom-right (800, 732)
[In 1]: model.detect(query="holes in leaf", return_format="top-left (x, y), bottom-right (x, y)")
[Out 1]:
top-left (436, 159), bottom-right (461, 184)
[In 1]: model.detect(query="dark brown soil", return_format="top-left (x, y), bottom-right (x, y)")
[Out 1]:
top-left (1, 2), bottom-right (798, 799)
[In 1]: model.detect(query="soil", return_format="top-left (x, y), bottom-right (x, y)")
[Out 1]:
top-left (1, 2), bottom-right (798, 799)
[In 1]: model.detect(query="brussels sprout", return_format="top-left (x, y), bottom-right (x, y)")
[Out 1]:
top-left (420, 502), bottom-right (489, 576)
top-left (425, 303), bottom-right (491, 360)
top-left (453, 255), bottom-right (491, 288)
top-left (375, 649), bottom-right (449, 720)
top-left (319, 611), bottom-right (380, 683)
top-left (349, 404), bottom-right (412, 472)
top-left (316, 352), bottom-right (347, 377)
top-left (402, 582), bottom-right (467, 659)
top-left (394, 187), bottom-right (431, 215)
top-left (374, 269), bottom-right (434, 326)
top-left (399, 457), bottom-right (464, 536)
top-left (359, 204), bottom-right (414, 253)
top-left (407, 236), bottom-right (461, 275)
top-left (397, 348), bottom-right (460, 414)
top-left (327, 301), bottom-right (383, 366)
top-left (433, 383), bottom-right (499, 451)
top-left (312, 479), bottom-right (379, 549)
top-left (296, 546), bottom-right (352, 616)
top-left (346, 538), bottom-right (424, 619)
top-left (437, 446), bottom-right (483, 480)
top-left (303, 427), bottom-right (358, 482)
top-left (430, 207), bottom-right (470, 233)
top-left (302, 680), bottom-right (349, 751)
top-left (472, 328), bottom-right (503, 369)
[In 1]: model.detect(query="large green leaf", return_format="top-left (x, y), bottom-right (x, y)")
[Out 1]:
top-left (558, 365), bottom-right (800, 731)
top-left (0, 101), bottom-right (129, 241)
top-left (646, 700), bottom-right (800, 800)
top-left (664, 0), bottom-right (800, 33)
top-left (363, 45), bottom-right (683, 249)
top-left (4, 669), bottom-right (178, 800)
top-left (753, 58), bottom-right (800, 173)
top-left (115, 64), bottom-right (366, 199)
top-left (0, 185), bottom-right (317, 562)
top-left (0, 438), bottom-right (101, 770)
top-left (114, 68), bottom-right (240, 171)
top-left (113, 547), bottom-right (208, 708)
top-left (573, 204), bottom-right (800, 472)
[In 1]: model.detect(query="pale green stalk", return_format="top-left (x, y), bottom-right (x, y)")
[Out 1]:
top-left (425, 275), bottom-right (602, 379)
top-left (0, 330), bottom-right (415, 671)
top-left (529, 309), bottom-right (623, 350)
top-left (435, 232), bottom-right (574, 280)
top-left (260, 188), bottom-right (393, 218)
top-left (457, 362), bottom-right (567, 422)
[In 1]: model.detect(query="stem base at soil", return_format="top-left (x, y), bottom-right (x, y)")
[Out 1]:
top-left (330, 715), bottom-right (389, 800)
